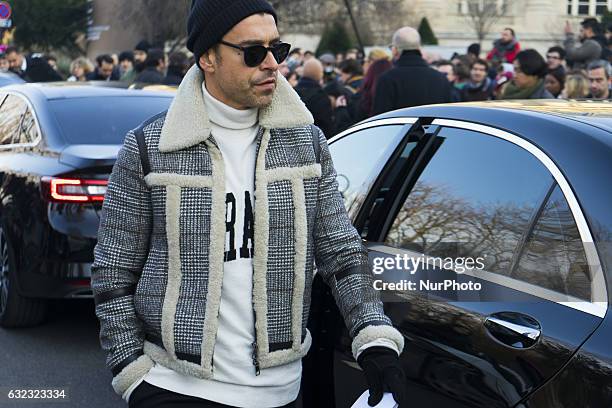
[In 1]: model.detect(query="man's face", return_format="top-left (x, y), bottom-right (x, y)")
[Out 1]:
top-left (6, 51), bottom-right (22, 71)
top-left (500, 29), bottom-right (513, 43)
top-left (100, 61), bottom-right (114, 79)
top-left (546, 51), bottom-right (562, 69)
top-left (120, 59), bottom-right (133, 72)
top-left (436, 64), bottom-right (455, 83)
top-left (588, 67), bottom-right (610, 98)
top-left (470, 63), bottom-right (487, 83)
top-left (134, 50), bottom-right (147, 64)
top-left (580, 26), bottom-right (593, 40)
top-left (201, 13), bottom-right (281, 109)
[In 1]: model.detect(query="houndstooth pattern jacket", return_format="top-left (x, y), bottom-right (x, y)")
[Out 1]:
top-left (91, 65), bottom-right (404, 396)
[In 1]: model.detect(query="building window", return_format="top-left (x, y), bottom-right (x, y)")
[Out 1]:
top-left (458, 0), bottom-right (507, 15)
top-left (567, 0), bottom-right (611, 16)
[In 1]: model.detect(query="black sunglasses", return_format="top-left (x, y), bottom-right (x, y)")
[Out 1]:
top-left (219, 40), bottom-right (291, 67)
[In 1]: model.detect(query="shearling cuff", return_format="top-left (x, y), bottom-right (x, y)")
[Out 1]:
top-left (111, 354), bottom-right (154, 396)
top-left (352, 325), bottom-right (404, 360)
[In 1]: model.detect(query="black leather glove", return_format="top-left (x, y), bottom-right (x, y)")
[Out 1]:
top-left (357, 346), bottom-right (407, 407)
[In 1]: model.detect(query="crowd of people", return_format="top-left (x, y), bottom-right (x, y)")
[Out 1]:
top-left (3, 16), bottom-right (612, 139)
top-left (0, 40), bottom-right (192, 87)
top-left (282, 17), bottom-right (612, 138)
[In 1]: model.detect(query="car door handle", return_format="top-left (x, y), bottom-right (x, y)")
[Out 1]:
top-left (484, 312), bottom-right (541, 349)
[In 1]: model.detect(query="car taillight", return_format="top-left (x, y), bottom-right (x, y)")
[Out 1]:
top-left (41, 177), bottom-right (108, 203)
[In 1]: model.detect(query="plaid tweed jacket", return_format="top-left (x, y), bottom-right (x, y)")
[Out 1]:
top-left (91, 65), bottom-right (404, 396)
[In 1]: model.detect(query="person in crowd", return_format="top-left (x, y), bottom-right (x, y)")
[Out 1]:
top-left (372, 26), bottom-right (451, 115)
top-left (0, 53), bottom-right (9, 73)
top-left (44, 55), bottom-right (59, 72)
top-left (323, 80), bottom-right (356, 133)
top-left (499, 49), bottom-right (553, 99)
top-left (68, 57), bottom-right (95, 82)
top-left (164, 51), bottom-right (190, 86)
top-left (586, 59), bottom-right (612, 99)
top-left (564, 18), bottom-right (607, 69)
top-left (134, 48), bottom-right (166, 85)
top-left (92, 1), bottom-right (406, 407)
top-left (287, 70), bottom-right (300, 88)
top-left (338, 59), bottom-right (364, 93)
top-left (345, 48), bottom-right (359, 61)
top-left (286, 48), bottom-right (303, 72)
top-left (433, 59), bottom-right (462, 101)
top-left (133, 40), bottom-right (151, 73)
top-left (362, 48), bottom-right (389, 75)
top-left (451, 54), bottom-right (471, 89)
top-left (461, 59), bottom-right (496, 101)
top-left (303, 50), bottom-right (315, 61)
top-left (87, 54), bottom-right (120, 81)
top-left (562, 70), bottom-right (590, 98)
top-left (546, 46), bottom-right (566, 74)
top-left (318, 53), bottom-right (337, 84)
top-left (487, 28), bottom-right (521, 64)
top-left (294, 58), bottom-right (335, 138)
top-left (467, 43), bottom-right (481, 60)
top-left (6, 46), bottom-right (62, 82)
top-left (433, 60), bottom-right (455, 83)
top-left (335, 52), bottom-right (344, 65)
top-left (358, 58), bottom-right (393, 118)
top-left (545, 66), bottom-right (566, 98)
top-left (118, 51), bottom-right (137, 83)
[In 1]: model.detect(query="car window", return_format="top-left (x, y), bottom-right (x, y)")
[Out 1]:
top-left (48, 96), bottom-right (172, 145)
top-left (0, 95), bottom-right (28, 146)
top-left (329, 125), bottom-right (405, 219)
top-left (512, 184), bottom-right (591, 300)
top-left (384, 126), bottom-right (553, 277)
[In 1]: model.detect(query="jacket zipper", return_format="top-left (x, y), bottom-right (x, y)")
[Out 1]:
top-left (250, 128), bottom-right (265, 377)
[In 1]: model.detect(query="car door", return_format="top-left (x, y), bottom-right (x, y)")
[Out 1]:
top-left (332, 119), bottom-right (607, 408)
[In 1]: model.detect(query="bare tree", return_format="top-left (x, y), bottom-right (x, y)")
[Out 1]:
top-left (463, 0), bottom-right (504, 46)
top-left (115, 0), bottom-right (190, 52)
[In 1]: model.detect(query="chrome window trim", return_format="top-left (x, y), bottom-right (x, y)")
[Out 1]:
top-left (328, 117), bottom-right (417, 144)
top-left (0, 92), bottom-right (43, 150)
top-left (428, 118), bottom-right (607, 318)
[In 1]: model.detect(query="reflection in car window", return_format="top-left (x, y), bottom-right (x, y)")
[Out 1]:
top-left (512, 185), bottom-right (590, 300)
top-left (18, 108), bottom-right (38, 144)
top-left (385, 126), bottom-right (553, 276)
top-left (329, 125), bottom-right (404, 219)
top-left (0, 95), bottom-right (27, 146)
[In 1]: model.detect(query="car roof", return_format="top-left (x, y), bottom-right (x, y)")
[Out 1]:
top-left (2, 81), bottom-right (175, 100)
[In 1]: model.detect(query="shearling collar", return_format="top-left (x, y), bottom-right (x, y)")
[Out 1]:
top-left (159, 65), bottom-right (314, 153)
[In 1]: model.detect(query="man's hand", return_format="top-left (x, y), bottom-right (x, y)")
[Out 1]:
top-left (357, 346), bottom-right (407, 407)
top-left (564, 20), bottom-right (573, 35)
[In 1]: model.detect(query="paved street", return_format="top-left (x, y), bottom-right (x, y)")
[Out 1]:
top-left (0, 299), bottom-right (123, 407)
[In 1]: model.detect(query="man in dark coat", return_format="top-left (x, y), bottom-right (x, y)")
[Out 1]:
top-left (134, 48), bottom-right (166, 85)
top-left (294, 58), bottom-right (335, 138)
top-left (87, 54), bottom-right (121, 81)
top-left (5, 47), bottom-right (62, 83)
top-left (372, 26), bottom-right (452, 115)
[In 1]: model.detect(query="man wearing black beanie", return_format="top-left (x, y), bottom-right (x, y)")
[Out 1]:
top-left (92, 1), bottom-right (406, 407)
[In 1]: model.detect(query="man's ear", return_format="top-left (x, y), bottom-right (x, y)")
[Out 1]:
top-left (199, 50), bottom-right (216, 73)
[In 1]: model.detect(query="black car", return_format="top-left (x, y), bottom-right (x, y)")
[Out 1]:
top-left (306, 100), bottom-right (612, 408)
top-left (0, 83), bottom-right (173, 327)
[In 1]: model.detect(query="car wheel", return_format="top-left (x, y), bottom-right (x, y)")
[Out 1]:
top-left (0, 224), bottom-right (47, 328)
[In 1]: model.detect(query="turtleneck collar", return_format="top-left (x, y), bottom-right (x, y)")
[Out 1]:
top-left (202, 82), bottom-right (258, 130)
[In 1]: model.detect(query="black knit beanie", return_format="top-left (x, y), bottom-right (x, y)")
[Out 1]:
top-left (187, 0), bottom-right (277, 66)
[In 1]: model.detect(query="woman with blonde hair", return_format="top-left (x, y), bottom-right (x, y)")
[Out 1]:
top-left (561, 70), bottom-right (590, 99)
top-left (68, 57), bottom-right (94, 82)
